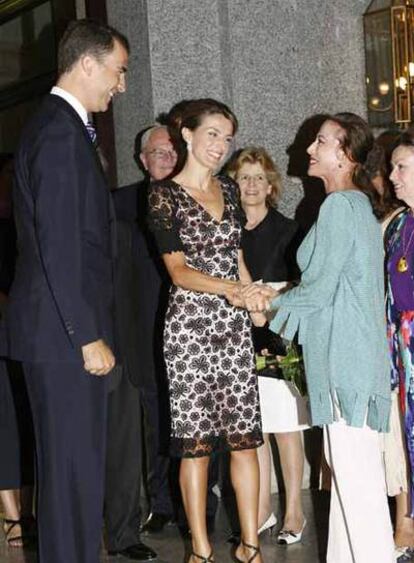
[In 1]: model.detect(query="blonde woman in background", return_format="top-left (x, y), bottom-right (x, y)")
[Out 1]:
top-left (227, 147), bottom-right (309, 545)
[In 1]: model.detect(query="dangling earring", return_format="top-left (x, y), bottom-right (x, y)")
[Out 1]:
top-left (187, 140), bottom-right (192, 152)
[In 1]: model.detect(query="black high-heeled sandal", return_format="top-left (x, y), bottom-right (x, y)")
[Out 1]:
top-left (190, 549), bottom-right (214, 562)
top-left (233, 539), bottom-right (260, 563)
top-left (2, 519), bottom-right (26, 548)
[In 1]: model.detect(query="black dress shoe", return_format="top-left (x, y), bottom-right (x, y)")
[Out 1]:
top-left (141, 512), bottom-right (171, 534)
top-left (108, 542), bottom-right (157, 561)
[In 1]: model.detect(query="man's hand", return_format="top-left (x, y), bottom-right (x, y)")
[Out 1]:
top-left (82, 339), bottom-right (115, 376)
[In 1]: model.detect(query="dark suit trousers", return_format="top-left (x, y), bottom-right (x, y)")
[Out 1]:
top-left (141, 387), bottom-right (173, 516)
top-left (23, 361), bottom-right (107, 563)
top-left (105, 370), bottom-right (142, 551)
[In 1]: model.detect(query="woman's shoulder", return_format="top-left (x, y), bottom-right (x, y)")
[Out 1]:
top-left (384, 207), bottom-right (408, 246)
top-left (319, 190), bottom-right (372, 218)
top-left (147, 178), bottom-right (178, 203)
top-left (217, 173), bottom-right (238, 192)
top-left (325, 189), bottom-right (364, 204)
top-left (148, 178), bottom-right (176, 192)
top-left (268, 207), bottom-right (298, 231)
top-left (147, 179), bottom-right (180, 219)
top-left (217, 174), bottom-right (241, 207)
top-left (313, 192), bottom-right (366, 240)
top-left (382, 206), bottom-right (406, 235)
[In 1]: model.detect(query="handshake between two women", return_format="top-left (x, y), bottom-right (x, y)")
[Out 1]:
top-left (225, 282), bottom-right (281, 313)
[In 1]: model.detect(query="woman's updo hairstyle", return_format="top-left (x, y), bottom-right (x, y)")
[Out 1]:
top-left (169, 98), bottom-right (238, 173)
top-left (179, 98), bottom-right (238, 135)
top-left (329, 112), bottom-right (385, 219)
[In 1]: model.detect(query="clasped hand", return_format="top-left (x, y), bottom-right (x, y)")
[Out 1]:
top-left (82, 339), bottom-right (115, 376)
top-left (226, 282), bottom-right (278, 312)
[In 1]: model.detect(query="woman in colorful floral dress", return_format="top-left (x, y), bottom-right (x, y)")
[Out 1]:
top-left (385, 130), bottom-right (414, 560)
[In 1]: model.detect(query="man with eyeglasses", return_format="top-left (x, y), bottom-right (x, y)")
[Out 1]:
top-left (136, 125), bottom-right (179, 534)
top-left (139, 125), bottom-right (178, 182)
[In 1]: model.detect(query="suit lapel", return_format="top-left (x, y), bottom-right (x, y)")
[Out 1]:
top-left (46, 95), bottom-right (108, 183)
top-left (46, 94), bottom-right (117, 259)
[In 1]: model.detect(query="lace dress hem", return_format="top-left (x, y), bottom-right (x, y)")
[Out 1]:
top-left (170, 429), bottom-right (264, 458)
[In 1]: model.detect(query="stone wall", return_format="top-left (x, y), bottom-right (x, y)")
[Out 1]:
top-left (108, 0), bottom-right (369, 218)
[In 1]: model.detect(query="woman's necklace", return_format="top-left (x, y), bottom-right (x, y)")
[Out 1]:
top-left (397, 219), bottom-right (414, 273)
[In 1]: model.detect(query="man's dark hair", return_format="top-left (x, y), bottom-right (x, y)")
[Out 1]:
top-left (58, 19), bottom-right (129, 76)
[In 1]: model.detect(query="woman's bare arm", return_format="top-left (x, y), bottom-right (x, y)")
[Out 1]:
top-left (162, 250), bottom-right (239, 297)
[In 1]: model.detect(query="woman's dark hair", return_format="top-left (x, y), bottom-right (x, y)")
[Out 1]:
top-left (179, 98), bottom-right (238, 135)
top-left (162, 99), bottom-right (196, 131)
top-left (328, 112), bottom-right (385, 219)
top-left (392, 127), bottom-right (414, 152)
top-left (161, 100), bottom-right (197, 174)
top-left (58, 19), bottom-right (129, 76)
top-left (167, 98), bottom-right (238, 174)
top-left (371, 130), bottom-right (401, 217)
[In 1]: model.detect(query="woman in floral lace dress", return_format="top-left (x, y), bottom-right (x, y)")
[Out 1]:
top-left (148, 99), bottom-right (264, 563)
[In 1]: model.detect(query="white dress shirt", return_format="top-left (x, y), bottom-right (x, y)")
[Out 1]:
top-left (50, 86), bottom-right (88, 126)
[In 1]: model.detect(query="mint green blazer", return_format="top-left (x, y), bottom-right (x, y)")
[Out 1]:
top-left (270, 191), bottom-right (390, 431)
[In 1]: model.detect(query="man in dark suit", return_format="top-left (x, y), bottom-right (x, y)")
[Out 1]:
top-left (136, 125), bottom-right (178, 534)
top-left (0, 20), bottom-right (129, 563)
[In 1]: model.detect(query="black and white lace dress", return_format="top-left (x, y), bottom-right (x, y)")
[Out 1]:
top-left (148, 176), bottom-right (263, 458)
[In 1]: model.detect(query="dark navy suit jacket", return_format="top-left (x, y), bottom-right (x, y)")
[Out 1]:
top-left (1, 94), bottom-right (115, 363)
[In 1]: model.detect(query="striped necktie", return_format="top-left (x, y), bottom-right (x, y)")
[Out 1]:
top-left (86, 121), bottom-right (97, 146)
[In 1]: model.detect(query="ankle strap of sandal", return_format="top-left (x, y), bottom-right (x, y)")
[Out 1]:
top-left (191, 550), bottom-right (214, 562)
top-left (241, 540), bottom-right (260, 563)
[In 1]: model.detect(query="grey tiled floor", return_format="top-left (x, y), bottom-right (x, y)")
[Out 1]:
top-left (0, 491), bottom-right (329, 562)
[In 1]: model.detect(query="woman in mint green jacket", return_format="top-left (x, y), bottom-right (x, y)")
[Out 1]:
top-left (259, 113), bottom-right (394, 562)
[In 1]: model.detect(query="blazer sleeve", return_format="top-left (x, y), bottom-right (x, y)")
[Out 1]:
top-left (270, 192), bottom-right (355, 340)
top-left (31, 124), bottom-right (100, 348)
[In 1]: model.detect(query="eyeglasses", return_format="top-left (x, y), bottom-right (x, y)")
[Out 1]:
top-left (236, 174), bottom-right (268, 184)
top-left (147, 149), bottom-right (176, 161)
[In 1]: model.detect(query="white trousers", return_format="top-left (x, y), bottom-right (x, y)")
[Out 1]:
top-left (324, 421), bottom-right (395, 563)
